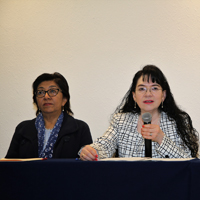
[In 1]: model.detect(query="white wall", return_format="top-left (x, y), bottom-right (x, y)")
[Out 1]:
top-left (0, 0), bottom-right (200, 158)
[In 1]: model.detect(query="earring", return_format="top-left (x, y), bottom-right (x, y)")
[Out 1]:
top-left (161, 101), bottom-right (163, 108)
top-left (134, 102), bottom-right (136, 109)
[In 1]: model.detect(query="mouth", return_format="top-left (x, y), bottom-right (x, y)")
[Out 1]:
top-left (143, 100), bottom-right (154, 104)
top-left (43, 103), bottom-right (53, 106)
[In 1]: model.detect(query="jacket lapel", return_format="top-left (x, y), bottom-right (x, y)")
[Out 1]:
top-left (54, 113), bottom-right (79, 145)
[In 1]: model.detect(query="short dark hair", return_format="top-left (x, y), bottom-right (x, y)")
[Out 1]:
top-left (32, 72), bottom-right (73, 116)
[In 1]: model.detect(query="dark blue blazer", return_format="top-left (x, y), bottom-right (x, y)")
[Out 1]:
top-left (6, 113), bottom-right (92, 158)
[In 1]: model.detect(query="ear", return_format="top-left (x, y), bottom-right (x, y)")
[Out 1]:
top-left (162, 90), bottom-right (166, 102)
top-left (62, 97), bottom-right (68, 107)
top-left (132, 92), bottom-right (136, 102)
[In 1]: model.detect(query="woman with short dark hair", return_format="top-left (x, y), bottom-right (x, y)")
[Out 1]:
top-left (6, 72), bottom-right (92, 159)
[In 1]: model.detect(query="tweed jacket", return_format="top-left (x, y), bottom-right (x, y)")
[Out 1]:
top-left (6, 112), bottom-right (92, 159)
top-left (91, 112), bottom-right (194, 159)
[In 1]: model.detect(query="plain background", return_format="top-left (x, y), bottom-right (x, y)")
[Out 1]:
top-left (0, 0), bottom-right (200, 158)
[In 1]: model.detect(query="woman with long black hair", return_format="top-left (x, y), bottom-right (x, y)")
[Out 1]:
top-left (80, 65), bottom-right (199, 160)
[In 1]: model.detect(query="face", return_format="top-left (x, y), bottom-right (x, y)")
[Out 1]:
top-left (132, 76), bottom-right (166, 115)
top-left (36, 80), bottom-right (67, 116)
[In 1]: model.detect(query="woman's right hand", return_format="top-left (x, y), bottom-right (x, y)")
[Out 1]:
top-left (80, 145), bottom-right (98, 161)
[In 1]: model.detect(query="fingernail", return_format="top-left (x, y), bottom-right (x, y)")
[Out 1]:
top-left (95, 154), bottom-right (98, 158)
top-left (95, 158), bottom-right (98, 161)
top-left (142, 125), bottom-right (145, 128)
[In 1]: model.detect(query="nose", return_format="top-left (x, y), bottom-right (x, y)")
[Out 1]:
top-left (44, 91), bottom-right (51, 98)
top-left (145, 88), bottom-right (152, 95)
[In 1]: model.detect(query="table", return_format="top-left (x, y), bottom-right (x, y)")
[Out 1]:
top-left (0, 159), bottom-right (200, 200)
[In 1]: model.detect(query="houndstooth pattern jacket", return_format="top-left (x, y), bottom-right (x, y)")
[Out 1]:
top-left (91, 112), bottom-right (195, 159)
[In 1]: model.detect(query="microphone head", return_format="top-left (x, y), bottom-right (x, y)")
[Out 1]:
top-left (142, 112), bottom-right (152, 123)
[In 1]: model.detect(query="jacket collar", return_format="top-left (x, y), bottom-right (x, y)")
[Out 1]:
top-left (21, 112), bottom-right (78, 141)
top-left (57, 112), bottom-right (79, 139)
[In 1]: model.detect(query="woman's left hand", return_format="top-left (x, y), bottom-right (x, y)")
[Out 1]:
top-left (141, 124), bottom-right (165, 145)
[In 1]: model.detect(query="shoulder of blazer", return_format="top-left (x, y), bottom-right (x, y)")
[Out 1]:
top-left (15, 118), bottom-right (37, 141)
top-left (58, 112), bottom-right (89, 137)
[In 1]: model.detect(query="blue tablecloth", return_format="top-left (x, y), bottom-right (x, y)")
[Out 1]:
top-left (0, 159), bottom-right (199, 200)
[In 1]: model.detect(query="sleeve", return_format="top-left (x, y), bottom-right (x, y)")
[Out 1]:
top-left (79, 121), bottom-right (93, 148)
top-left (90, 115), bottom-right (119, 159)
top-left (156, 135), bottom-right (192, 158)
top-left (5, 123), bottom-right (23, 158)
top-left (155, 115), bottom-right (197, 158)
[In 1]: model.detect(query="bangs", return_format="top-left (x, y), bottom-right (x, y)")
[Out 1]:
top-left (142, 71), bottom-right (161, 85)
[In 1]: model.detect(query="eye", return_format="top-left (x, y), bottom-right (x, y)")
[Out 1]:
top-left (37, 90), bottom-right (45, 95)
top-left (138, 87), bottom-right (146, 91)
top-left (49, 89), bottom-right (57, 94)
top-left (151, 86), bottom-right (159, 91)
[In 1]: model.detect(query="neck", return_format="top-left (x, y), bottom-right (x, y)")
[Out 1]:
top-left (42, 111), bottom-right (62, 129)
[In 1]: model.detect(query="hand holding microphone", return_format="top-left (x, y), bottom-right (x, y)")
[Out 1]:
top-left (142, 113), bottom-right (152, 157)
top-left (141, 113), bottom-right (165, 157)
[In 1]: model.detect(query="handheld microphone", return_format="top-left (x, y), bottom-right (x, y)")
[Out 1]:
top-left (142, 112), bottom-right (152, 158)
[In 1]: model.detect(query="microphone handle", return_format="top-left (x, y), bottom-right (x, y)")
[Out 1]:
top-left (144, 121), bottom-right (152, 158)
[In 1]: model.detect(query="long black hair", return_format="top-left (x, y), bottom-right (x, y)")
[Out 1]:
top-left (114, 65), bottom-right (199, 157)
top-left (32, 72), bottom-right (73, 116)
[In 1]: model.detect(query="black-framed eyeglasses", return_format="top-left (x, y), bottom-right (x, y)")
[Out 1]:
top-left (35, 89), bottom-right (61, 98)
